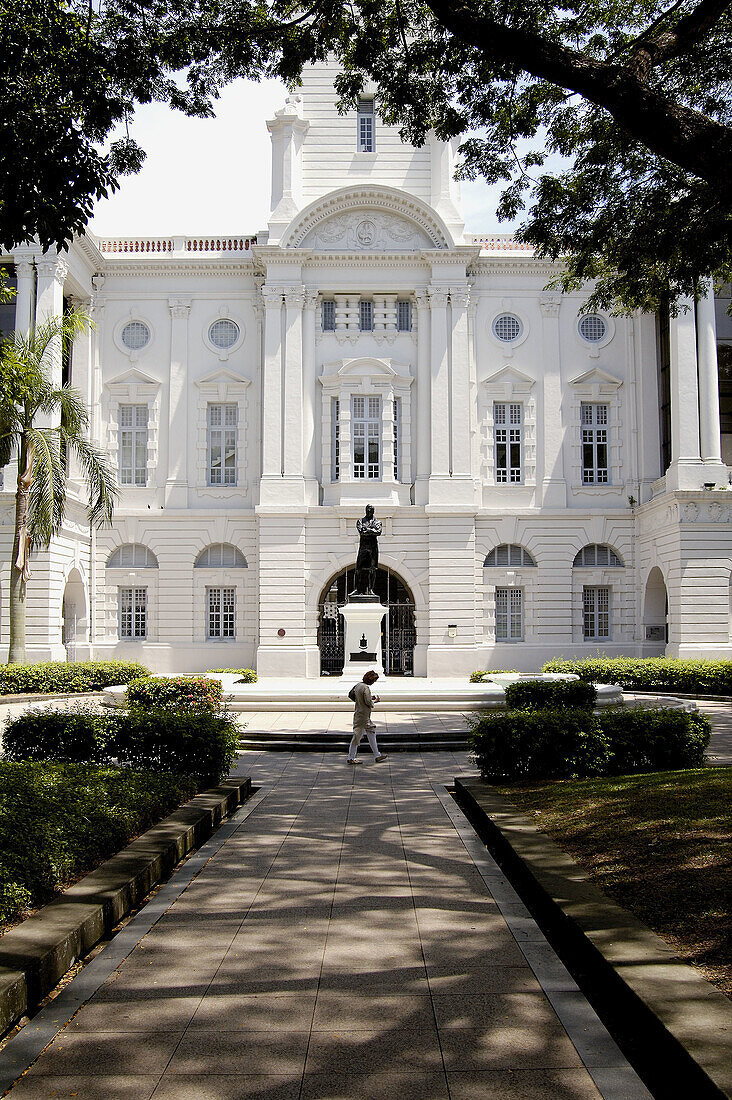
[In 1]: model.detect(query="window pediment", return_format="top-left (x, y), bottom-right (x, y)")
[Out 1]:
top-left (106, 368), bottom-right (160, 400)
top-left (483, 365), bottom-right (536, 397)
top-left (194, 368), bottom-right (251, 394)
top-left (569, 367), bottom-right (623, 396)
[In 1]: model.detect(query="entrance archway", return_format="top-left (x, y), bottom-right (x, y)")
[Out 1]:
top-left (318, 566), bottom-right (416, 676)
top-left (62, 569), bottom-right (87, 661)
top-left (643, 566), bottom-right (669, 646)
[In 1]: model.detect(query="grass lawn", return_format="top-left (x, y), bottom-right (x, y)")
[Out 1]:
top-left (497, 767), bottom-right (732, 997)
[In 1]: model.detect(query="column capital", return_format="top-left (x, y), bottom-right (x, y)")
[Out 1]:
top-left (428, 284), bottom-right (450, 308)
top-left (449, 286), bottom-right (470, 309)
top-left (303, 289), bottom-right (320, 312)
top-left (283, 285), bottom-right (305, 309)
top-left (14, 259), bottom-right (34, 279)
top-left (36, 256), bottom-right (68, 283)
top-left (168, 296), bottom-right (191, 318)
top-left (414, 289), bottom-right (430, 311)
top-left (540, 294), bottom-right (562, 318)
top-left (261, 285), bottom-right (284, 309)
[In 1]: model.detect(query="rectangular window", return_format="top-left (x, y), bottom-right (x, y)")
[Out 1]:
top-left (397, 300), bottom-right (412, 332)
top-left (208, 587), bottom-right (236, 639)
top-left (118, 405), bottom-right (148, 486)
top-left (357, 98), bottom-right (375, 152)
top-left (119, 587), bottom-right (147, 639)
top-left (393, 397), bottom-right (401, 481)
top-left (494, 402), bottom-right (523, 484)
top-left (353, 395), bottom-right (381, 479)
top-left (495, 587), bottom-right (523, 641)
top-left (581, 402), bottom-right (609, 484)
top-left (583, 586), bottom-right (610, 640)
top-left (322, 299), bottom-right (336, 332)
top-left (332, 397), bottom-right (340, 481)
top-left (208, 403), bottom-right (237, 486)
top-left (359, 299), bottom-right (374, 332)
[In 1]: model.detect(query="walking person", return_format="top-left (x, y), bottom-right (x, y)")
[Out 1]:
top-left (347, 670), bottom-right (388, 764)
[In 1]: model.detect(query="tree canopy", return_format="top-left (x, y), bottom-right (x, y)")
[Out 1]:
top-left (2, 0), bottom-right (731, 310)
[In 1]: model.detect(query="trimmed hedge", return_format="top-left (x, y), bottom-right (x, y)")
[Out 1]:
top-left (0, 660), bottom-right (149, 697)
top-left (0, 762), bottom-right (197, 924)
top-left (3, 705), bottom-right (240, 786)
top-left (3, 705), bottom-right (110, 764)
top-left (542, 656), bottom-right (732, 695)
top-left (470, 670), bottom-right (518, 682)
top-left (126, 676), bottom-right (222, 713)
top-left (469, 704), bottom-right (711, 782)
top-left (504, 679), bottom-right (596, 710)
top-left (470, 707), bottom-right (609, 782)
top-left (108, 710), bottom-right (240, 786)
top-left (207, 668), bottom-right (257, 683)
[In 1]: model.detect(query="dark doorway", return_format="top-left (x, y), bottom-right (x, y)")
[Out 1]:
top-left (318, 566), bottom-right (416, 676)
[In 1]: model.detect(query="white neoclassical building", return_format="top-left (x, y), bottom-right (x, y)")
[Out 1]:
top-left (1, 62), bottom-right (731, 676)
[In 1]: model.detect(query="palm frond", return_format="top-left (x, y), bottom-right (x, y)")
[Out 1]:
top-left (64, 432), bottom-right (119, 527)
top-left (26, 428), bottom-right (66, 551)
top-left (55, 385), bottom-right (90, 438)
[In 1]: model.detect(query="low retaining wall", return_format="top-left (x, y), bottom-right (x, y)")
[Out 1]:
top-left (0, 776), bottom-right (250, 1035)
top-left (455, 777), bottom-right (732, 1100)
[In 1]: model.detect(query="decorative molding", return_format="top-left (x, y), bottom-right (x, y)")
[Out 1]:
top-left (280, 184), bottom-right (455, 250)
top-left (283, 286), bottom-right (305, 309)
top-left (539, 294), bottom-right (562, 318)
top-left (168, 296), bottom-right (192, 318)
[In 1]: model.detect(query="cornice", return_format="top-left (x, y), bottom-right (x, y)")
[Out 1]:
top-left (471, 256), bottom-right (563, 278)
top-left (98, 260), bottom-right (259, 278)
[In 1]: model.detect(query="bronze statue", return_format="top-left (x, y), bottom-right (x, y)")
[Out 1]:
top-left (351, 504), bottom-right (382, 598)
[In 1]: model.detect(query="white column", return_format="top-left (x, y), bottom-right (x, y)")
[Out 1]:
top-left (260, 285), bottom-right (284, 482)
top-left (283, 286), bottom-right (304, 481)
top-left (429, 285), bottom-right (450, 481)
top-left (697, 283), bottom-right (724, 468)
top-left (449, 285), bottom-right (472, 481)
top-left (414, 290), bottom-right (431, 503)
top-left (165, 296), bottom-right (191, 507)
top-left (12, 255), bottom-right (35, 336)
top-left (666, 296), bottom-right (704, 489)
top-left (35, 255), bottom-right (68, 388)
top-left (539, 294), bottom-right (566, 507)
top-left (302, 290), bottom-right (319, 497)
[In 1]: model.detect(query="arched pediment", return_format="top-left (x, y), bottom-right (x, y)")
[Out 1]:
top-left (281, 185), bottom-right (454, 250)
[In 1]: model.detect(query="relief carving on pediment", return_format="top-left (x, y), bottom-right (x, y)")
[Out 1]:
top-left (302, 211), bottom-right (431, 250)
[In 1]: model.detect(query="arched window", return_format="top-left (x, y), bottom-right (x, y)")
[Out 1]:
top-left (194, 543), bottom-right (247, 568)
top-left (106, 544), bottom-right (158, 568)
top-left (573, 544), bottom-right (623, 568)
top-left (484, 544), bottom-right (537, 568)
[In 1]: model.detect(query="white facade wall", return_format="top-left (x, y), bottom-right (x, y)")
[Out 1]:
top-left (1, 62), bottom-right (729, 672)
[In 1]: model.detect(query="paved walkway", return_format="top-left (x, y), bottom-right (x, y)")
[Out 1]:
top-left (5, 750), bottom-right (652, 1100)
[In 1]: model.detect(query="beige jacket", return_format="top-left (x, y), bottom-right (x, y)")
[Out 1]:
top-left (352, 682), bottom-right (375, 727)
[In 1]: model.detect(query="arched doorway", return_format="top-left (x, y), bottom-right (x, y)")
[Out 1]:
top-left (318, 566), bottom-right (416, 676)
top-left (643, 566), bottom-right (669, 646)
top-left (62, 569), bottom-right (87, 662)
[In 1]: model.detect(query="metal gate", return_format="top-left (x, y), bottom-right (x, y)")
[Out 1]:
top-left (318, 567), bottom-right (416, 676)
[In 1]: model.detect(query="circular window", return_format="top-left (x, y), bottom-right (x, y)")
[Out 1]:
top-left (121, 321), bottom-right (150, 351)
top-left (578, 314), bottom-right (607, 343)
top-left (208, 319), bottom-right (240, 350)
top-left (492, 313), bottom-right (522, 343)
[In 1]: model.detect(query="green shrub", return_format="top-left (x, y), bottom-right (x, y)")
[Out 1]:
top-left (2, 706), bottom-right (110, 763)
top-left (207, 668), bottom-right (257, 683)
top-left (601, 707), bottom-right (711, 773)
top-left (0, 660), bottom-right (149, 697)
top-left (469, 707), bottom-right (610, 782)
top-left (470, 670), bottom-right (518, 683)
top-left (504, 679), bottom-right (597, 710)
top-left (108, 710), bottom-right (240, 785)
top-left (0, 762), bottom-right (196, 923)
top-left (470, 704), bottom-right (710, 782)
top-left (542, 657), bottom-right (732, 695)
top-left (126, 676), bottom-right (222, 714)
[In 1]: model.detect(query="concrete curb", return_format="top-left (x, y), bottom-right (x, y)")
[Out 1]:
top-left (455, 776), bottom-right (732, 1100)
top-left (0, 776), bottom-right (250, 1036)
top-left (0, 692), bottom-right (104, 705)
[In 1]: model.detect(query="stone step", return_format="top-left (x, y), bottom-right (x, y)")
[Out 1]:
top-left (238, 728), bottom-right (470, 752)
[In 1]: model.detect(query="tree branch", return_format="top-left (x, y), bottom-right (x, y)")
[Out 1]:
top-left (422, 0), bottom-right (732, 192)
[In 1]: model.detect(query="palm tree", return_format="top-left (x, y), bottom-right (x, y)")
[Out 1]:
top-left (0, 309), bottom-right (117, 664)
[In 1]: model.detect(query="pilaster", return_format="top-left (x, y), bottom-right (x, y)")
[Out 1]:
top-left (165, 296), bottom-right (191, 507)
top-left (414, 289), bottom-right (431, 503)
top-left (539, 294), bottom-right (566, 507)
top-left (260, 285), bottom-right (284, 489)
top-left (696, 282), bottom-right (726, 482)
top-left (666, 297), bottom-right (704, 489)
top-left (302, 290), bottom-right (319, 500)
top-left (12, 252), bottom-right (35, 336)
top-left (450, 285), bottom-right (472, 480)
top-left (35, 254), bottom-right (68, 389)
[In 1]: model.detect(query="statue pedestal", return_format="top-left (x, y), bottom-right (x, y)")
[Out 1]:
top-left (340, 600), bottom-right (388, 679)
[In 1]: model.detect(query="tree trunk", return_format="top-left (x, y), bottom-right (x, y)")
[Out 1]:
top-left (8, 436), bottom-right (30, 665)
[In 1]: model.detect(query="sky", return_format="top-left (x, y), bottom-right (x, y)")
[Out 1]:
top-left (89, 78), bottom-right (514, 239)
